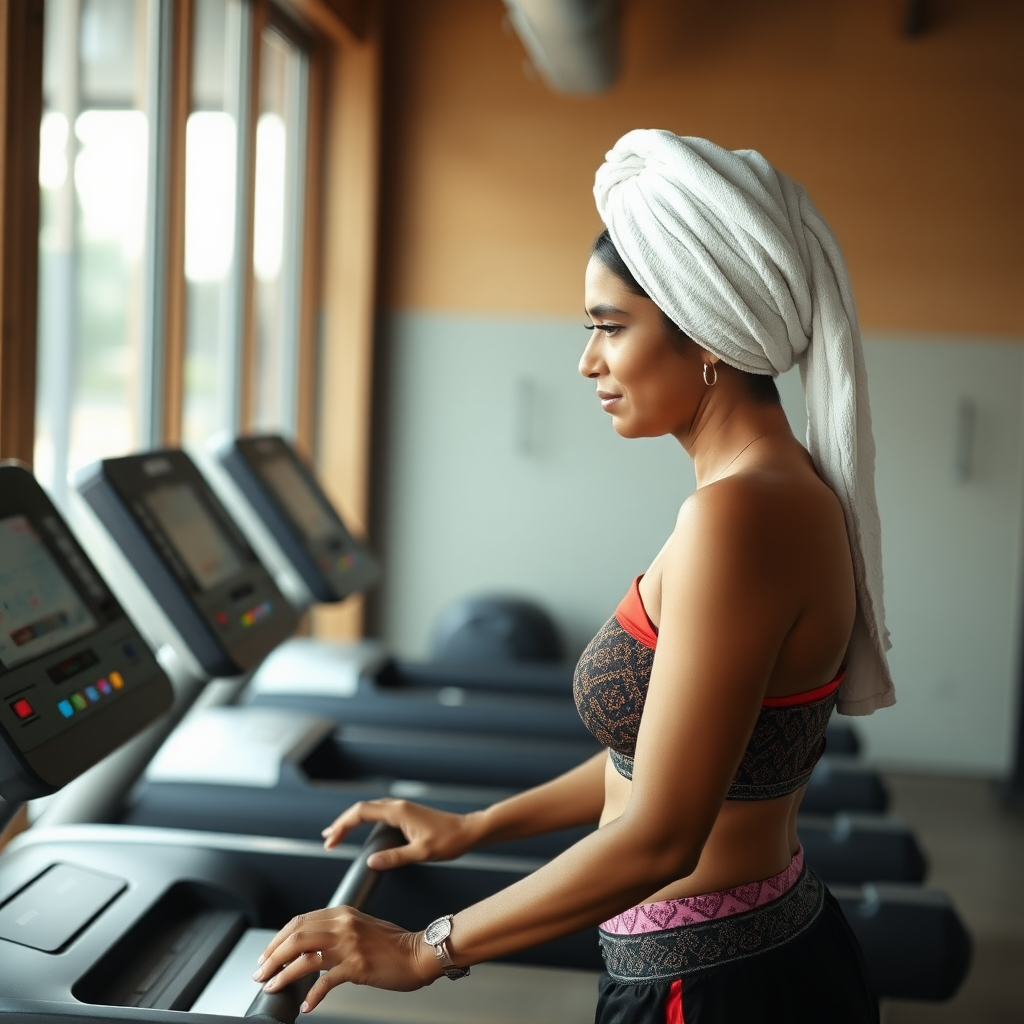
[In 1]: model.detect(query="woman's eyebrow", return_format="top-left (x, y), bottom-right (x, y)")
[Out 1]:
top-left (585, 303), bottom-right (630, 319)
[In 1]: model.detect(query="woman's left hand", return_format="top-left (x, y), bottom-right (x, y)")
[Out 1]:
top-left (253, 906), bottom-right (440, 1013)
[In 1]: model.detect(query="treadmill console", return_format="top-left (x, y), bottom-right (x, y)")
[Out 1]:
top-left (0, 464), bottom-right (172, 800)
top-left (76, 450), bottom-right (299, 677)
top-left (215, 434), bottom-right (379, 602)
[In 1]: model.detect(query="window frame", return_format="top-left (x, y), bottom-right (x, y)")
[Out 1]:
top-left (246, 3), bottom-right (314, 442)
top-left (0, 0), bottom-right (45, 466)
top-left (3, 0), bottom-right (380, 639)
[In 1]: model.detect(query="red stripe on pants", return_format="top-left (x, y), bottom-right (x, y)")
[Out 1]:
top-left (665, 978), bottom-right (683, 1024)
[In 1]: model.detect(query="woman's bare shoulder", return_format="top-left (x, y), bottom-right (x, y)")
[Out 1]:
top-left (677, 457), bottom-right (842, 527)
top-left (668, 463), bottom-right (847, 579)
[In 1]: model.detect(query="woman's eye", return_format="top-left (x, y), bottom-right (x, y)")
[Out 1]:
top-left (583, 322), bottom-right (622, 336)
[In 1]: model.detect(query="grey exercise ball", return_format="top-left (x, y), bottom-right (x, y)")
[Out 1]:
top-left (431, 596), bottom-right (564, 664)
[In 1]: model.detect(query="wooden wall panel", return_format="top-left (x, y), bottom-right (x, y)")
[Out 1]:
top-left (311, 0), bottom-right (382, 639)
top-left (295, 34), bottom-right (325, 454)
top-left (0, 0), bottom-right (44, 464)
top-left (378, 0), bottom-right (1024, 336)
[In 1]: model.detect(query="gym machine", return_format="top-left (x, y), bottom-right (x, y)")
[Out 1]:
top-left (0, 464), bottom-right (973, 1018)
top-left (75, 449), bottom-right (912, 880)
top-left (215, 435), bottom-right (882, 810)
top-left (214, 434), bottom-right (865, 759)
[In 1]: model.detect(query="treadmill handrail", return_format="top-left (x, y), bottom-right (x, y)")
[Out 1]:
top-left (327, 822), bottom-right (406, 909)
top-left (243, 824), bottom-right (406, 1021)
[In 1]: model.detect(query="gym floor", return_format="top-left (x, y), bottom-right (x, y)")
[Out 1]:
top-left (880, 774), bottom-right (1024, 1024)
top-left (311, 774), bottom-right (1024, 1024)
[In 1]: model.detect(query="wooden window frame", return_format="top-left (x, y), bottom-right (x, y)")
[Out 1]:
top-left (305, 0), bottom-right (383, 641)
top-left (158, 0), bottom-right (193, 447)
top-left (259, 0), bottom-right (384, 640)
top-left (0, 0), bottom-right (44, 466)
top-left (0, 0), bottom-right (381, 639)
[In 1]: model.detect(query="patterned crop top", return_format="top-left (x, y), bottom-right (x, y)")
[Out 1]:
top-left (573, 577), bottom-right (843, 801)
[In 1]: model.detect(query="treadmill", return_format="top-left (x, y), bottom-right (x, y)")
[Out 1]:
top-left (0, 464), bottom-right (974, 1017)
top-left (71, 450), bottom-right (598, 851)
top-left (210, 436), bottom-right (927, 883)
top-left (0, 464), bottom-right (172, 803)
top-left (72, 447), bottom-right (924, 884)
top-left (213, 434), bottom-right (876, 805)
top-left (218, 434), bottom-right (870, 748)
top-left (72, 444), bottom-right (921, 884)
top-left (0, 463), bottom-right (602, 1021)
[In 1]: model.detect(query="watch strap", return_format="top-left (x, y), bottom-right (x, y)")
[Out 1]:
top-left (424, 915), bottom-right (470, 980)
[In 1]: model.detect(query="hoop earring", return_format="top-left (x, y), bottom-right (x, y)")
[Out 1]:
top-left (703, 362), bottom-right (718, 387)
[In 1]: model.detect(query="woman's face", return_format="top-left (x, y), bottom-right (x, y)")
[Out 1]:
top-left (580, 257), bottom-right (704, 440)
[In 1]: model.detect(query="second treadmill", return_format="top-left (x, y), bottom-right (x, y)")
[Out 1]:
top-left (216, 433), bottom-right (879, 804)
top-left (76, 446), bottom-right (922, 884)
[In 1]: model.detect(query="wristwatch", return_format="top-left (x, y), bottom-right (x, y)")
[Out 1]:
top-left (423, 914), bottom-right (470, 980)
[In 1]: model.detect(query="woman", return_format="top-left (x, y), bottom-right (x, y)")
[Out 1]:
top-left (252, 130), bottom-right (893, 1023)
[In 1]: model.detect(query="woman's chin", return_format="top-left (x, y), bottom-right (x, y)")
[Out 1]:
top-left (609, 412), bottom-right (666, 440)
top-left (611, 419), bottom-right (644, 439)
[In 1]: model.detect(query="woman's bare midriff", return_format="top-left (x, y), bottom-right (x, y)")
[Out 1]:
top-left (599, 752), bottom-right (804, 904)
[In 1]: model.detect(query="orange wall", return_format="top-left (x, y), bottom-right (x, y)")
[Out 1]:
top-left (378, 0), bottom-right (1023, 335)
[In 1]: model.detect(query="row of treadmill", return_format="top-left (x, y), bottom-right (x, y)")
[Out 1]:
top-left (0, 435), bottom-right (972, 1023)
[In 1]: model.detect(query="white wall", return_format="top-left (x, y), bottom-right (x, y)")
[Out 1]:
top-left (376, 312), bottom-right (1024, 775)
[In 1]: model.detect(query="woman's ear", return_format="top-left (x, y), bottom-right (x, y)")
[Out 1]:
top-left (700, 351), bottom-right (720, 366)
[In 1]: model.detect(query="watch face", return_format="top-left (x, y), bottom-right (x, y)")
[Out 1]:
top-left (424, 916), bottom-right (452, 945)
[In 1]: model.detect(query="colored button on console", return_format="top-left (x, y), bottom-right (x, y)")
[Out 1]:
top-left (84, 686), bottom-right (99, 703)
top-left (97, 678), bottom-right (112, 695)
top-left (109, 670), bottom-right (124, 690)
top-left (58, 699), bottom-right (74, 718)
top-left (70, 693), bottom-right (88, 711)
top-left (11, 698), bottom-right (35, 720)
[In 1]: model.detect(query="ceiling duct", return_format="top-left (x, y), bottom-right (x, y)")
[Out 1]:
top-left (502, 0), bottom-right (623, 95)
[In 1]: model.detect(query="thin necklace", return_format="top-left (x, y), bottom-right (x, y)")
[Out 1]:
top-left (711, 428), bottom-right (789, 483)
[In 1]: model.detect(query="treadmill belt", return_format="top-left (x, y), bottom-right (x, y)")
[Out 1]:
top-left (75, 882), bottom-right (248, 1011)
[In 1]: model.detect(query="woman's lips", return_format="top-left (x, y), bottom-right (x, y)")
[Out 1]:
top-left (597, 390), bottom-right (622, 412)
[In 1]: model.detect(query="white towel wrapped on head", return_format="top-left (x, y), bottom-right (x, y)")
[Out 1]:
top-left (594, 129), bottom-right (893, 716)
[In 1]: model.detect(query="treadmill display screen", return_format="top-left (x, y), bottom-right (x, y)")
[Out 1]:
top-left (144, 483), bottom-right (243, 590)
top-left (0, 516), bottom-right (98, 668)
top-left (259, 455), bottom-right (335, 542)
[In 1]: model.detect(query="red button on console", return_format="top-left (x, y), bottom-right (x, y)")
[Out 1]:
top-left (11, 698), bottom-right (34, 720)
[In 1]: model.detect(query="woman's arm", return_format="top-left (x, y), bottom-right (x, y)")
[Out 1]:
top-left (257, 480), bottom-right (801, 1008)
top-left (469, 747), bottom-right (608, 845)
top-left (320, 749), bottom-right (607, 870)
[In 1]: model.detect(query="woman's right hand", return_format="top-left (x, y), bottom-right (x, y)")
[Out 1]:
top-left (321, 799), bottom-right (484, 870)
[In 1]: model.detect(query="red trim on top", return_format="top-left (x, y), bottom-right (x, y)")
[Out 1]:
top-left (614, 575), bottom-right (845, 707)
top-left (615, 575), bottom-right (658, 649)
top-left (665, 978), bottom-right (684, 1024)
top-left (761, 671), bottom-right (845, 706)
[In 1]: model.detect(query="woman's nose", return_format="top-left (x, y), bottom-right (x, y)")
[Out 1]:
top-left (578, 334), bottom-right (603, 379)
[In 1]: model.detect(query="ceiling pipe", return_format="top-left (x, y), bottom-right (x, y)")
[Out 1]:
top-left (502, 0), bottom-right (623, 95)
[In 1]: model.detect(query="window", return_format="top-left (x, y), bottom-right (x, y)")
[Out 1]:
top-left (7, 0), bottom-right (380, 642)
top-left (181, 0), bottom-right (249, 446)
top-left (36, 0), bottom-right (313, 511)
top-left (36, 0), bottom-right (154, 508)
top-left (251, 25), bottom-right (308, 435)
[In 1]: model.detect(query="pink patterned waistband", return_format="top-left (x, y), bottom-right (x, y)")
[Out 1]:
top-left (600, 847), bottom-right (805, 935)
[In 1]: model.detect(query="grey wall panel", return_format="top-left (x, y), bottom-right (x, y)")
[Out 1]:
top-left (376, 312), bottom-right (694, 659)
top-left (378, 313), bottom-right (1024, 774)
top-left (851, 337), bottom-right (1024, 774)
